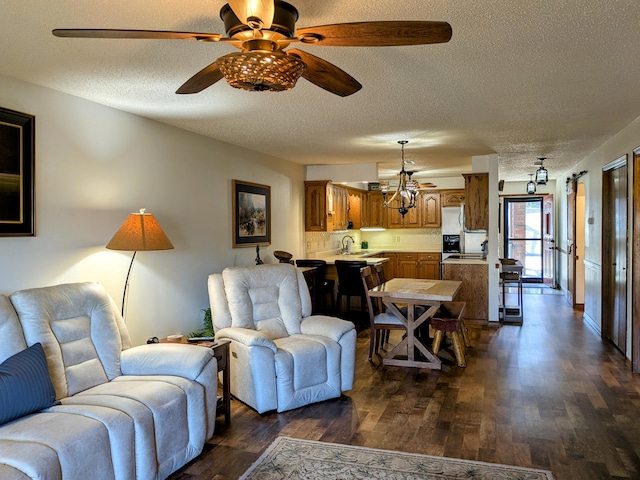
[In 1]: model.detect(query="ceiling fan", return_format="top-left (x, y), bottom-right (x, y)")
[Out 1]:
top-left (52, 0), bottom-right (452, 97)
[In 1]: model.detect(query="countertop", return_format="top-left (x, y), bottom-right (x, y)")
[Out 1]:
top-left (313, 251), bottom-right (389, 265)
top-left (441, 257), bottom-right (488, 265)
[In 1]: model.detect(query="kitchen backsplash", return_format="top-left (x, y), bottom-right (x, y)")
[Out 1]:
top-left (305, 229), bottom-right (442, 255)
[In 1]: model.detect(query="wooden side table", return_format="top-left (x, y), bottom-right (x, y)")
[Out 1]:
top-left (160, 337), bottom-right (231, 425)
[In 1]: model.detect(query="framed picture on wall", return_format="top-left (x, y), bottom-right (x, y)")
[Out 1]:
top-left (232, 179), bottom-right (271, 248)
top-left (0, 107), bottom-right (35, 237)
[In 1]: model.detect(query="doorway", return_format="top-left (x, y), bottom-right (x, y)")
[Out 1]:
top-left (503, 197), bottom-right (543, 282)
top-left (602, 155), bottom-right (628, 354)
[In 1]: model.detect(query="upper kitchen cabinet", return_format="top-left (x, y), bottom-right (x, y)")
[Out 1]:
top-left (332, 184), bottom-right (349, 231)
top-left (304, 180), bottom-right (349, 232)
top-left (305, 180), bottom-right (330, 231)
top-left (359, 191), bottom-right (370, 228)
top-left (440, 190), bottom-right (465, 207)
top-left (347, 188), bottom-right (363, 229)
top-left (386, 195), bottom-right (420, 229)
top-left (420, 193), bottom-right (441, 228)
top-left (463, 173), bottom-right (489, 231)
top-left (367, 191), bottom-right (387, 229)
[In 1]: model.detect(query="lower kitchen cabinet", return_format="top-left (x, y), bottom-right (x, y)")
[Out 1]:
top-left (393, 252), bottom-right (441, 280)
top-left (442, 262), bottom-right (488, 321)
top-left (418, 253), bottom-right (441, 280)
top-left (396, 253), bottom-right (418, 278)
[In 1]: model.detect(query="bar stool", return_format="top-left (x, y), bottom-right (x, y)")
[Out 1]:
top-left (430, 302), bottom-right (469, 367)
top-left (295, 259), bottom-right (335, 314)
top-left (334, 260), bottom-right (368, 322)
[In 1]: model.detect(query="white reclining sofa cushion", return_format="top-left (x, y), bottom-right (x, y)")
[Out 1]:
top-left (2, 282), bottom-right (218, 480)
top-left (208, 263), bottom-right (356, 414)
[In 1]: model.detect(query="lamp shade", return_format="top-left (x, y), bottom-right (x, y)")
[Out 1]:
top-left (106, 209), bottom-right (174, 252)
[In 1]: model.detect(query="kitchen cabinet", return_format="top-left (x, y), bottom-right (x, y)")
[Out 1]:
top-left (304, 180), bottom-right (349, 232)
top-left (305, 181), bottom-right (459, 232)
top-left (380, 253), bottom-right (397, 279)
top-left (332, 184), bottom-right (349, 231)
top-left (346, 188), bottom-right (362, 229)
top-left (387, 197), bottom-right (420, 229)
top-left (463, 173), bottom-right (489, 231)
top-left (440, 190), bottom-right (465, 207)
top-left (385, 192), bottom-right (440, 229)
top-left (442, 262), bottom-right (488, 321)
top-left (395, 252), bottom-right (441, 279)
top-left (420, 193), bottom-right (441, 228)
top-left (367, 191), bottom-right (387, 229)
top-left (417, 253), bottom-right (441, 279)
top-left (304, 180), bottom-right (331, 231)
top-left (396, 253), bottom-right (419, 278)
top-left (359, 190), bottom-right (370, 228)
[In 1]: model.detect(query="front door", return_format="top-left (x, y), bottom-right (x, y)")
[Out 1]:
top-left (543, 195), bottom-right (555, 287)
top-left (504, 197), bottom-right (543, 282)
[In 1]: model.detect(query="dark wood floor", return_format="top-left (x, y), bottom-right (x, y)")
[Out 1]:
top-left (170, 292), bottom-right (640, 480)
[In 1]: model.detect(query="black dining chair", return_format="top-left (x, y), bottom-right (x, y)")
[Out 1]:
top-left (295, 259), bottom-right (335, 314)
top-left (334, 260), bottom-right (368, 323)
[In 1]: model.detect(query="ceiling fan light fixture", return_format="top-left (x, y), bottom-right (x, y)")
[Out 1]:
top-left (221, 1), bottom-right (298, 38)
top-left (217, 50), bottom-right (306, 92)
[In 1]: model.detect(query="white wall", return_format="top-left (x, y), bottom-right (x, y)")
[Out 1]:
top-left (555, 114), bottom-right (640, 357)
top-left (0, 75), bottom-right (305, 345)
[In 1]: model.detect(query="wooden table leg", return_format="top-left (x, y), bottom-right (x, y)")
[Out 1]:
top-left (381, 300), bottom-right (442, 369)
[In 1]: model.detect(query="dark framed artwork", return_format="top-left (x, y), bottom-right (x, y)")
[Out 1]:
top-left (232, 179), bottom-right (271, 248)
top-left (0, 107), bottom-right (35, 236)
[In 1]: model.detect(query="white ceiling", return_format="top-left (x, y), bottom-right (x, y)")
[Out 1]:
top-left (3, 0), bottom-right (640, 183)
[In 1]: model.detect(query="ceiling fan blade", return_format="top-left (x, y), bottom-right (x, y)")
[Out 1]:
top-left (296, 21), bottom-right (452, 47)
top-left (52, 29), bottom-right (223, 42)
top-left (176, 62), bottom-right (224, 94)
top-left (228, 0), bottom-right (275, 29)
top-left (287, 49), bottom-right (361, 97)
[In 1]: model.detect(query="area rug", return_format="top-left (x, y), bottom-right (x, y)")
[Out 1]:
top-left (240, 436), bottom-right (555, 480)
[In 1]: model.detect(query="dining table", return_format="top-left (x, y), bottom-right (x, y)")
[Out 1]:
top-left (368, 277), bottom-right (463, 369)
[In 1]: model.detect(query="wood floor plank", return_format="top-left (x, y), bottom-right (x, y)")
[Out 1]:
top-left (168, 293), bottom-right (640, 479)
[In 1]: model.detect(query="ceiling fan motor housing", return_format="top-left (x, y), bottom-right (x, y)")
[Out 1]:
top-left (220, 1), bottom-right (299, 38)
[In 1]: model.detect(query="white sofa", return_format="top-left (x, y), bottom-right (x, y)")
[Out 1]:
top-left (0, 282), bottom-right (218, 480)
top-left (208, 263), bottom-right (356, 414)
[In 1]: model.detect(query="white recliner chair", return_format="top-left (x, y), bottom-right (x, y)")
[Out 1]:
top-left (208, 263), bottom-right (356, 414)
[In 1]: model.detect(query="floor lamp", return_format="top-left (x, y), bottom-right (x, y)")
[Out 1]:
top-left (106, 208), bottom-right (174, 317)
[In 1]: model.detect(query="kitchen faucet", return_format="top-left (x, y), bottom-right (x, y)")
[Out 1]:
top-left (341, 235), bottom-right (356, 254)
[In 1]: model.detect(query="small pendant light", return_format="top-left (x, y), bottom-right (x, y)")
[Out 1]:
top-left (526, 174), bottom-right (536, 194)
top-left (535, 157), bottom-right (548, 185)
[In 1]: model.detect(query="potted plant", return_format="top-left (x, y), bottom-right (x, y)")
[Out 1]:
top-left (188, 308), bottom-right (214, 338)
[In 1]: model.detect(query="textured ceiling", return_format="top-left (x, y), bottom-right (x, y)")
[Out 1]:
top-left (3, 0), bottom-right (640, 183)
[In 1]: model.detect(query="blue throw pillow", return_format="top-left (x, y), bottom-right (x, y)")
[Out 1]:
top-left (0, 343), bottom-right (57, 425)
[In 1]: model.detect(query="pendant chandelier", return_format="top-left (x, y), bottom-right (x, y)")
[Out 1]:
top-left (379, 140), bottom-right (419, 217)
top-left (535, 157), bottom-right (548, 185)
top-left (526, 173), bottom-right (536, 194)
